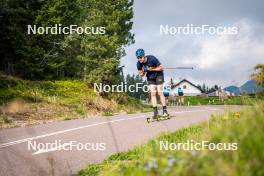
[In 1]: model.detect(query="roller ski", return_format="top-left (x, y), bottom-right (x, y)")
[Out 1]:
top-left (146, 114), bottom-right (171, 123)
top-left (147, 107), bottom-right (171, 123)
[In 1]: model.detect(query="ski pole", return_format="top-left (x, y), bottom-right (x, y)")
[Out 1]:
top-left (165, 67), bottom-right (194, 70)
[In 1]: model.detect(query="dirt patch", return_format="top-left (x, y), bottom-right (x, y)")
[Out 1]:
top-left (1, 99), bottom-right (27, 114)
top-left (0, 97), bottom-right (120, 128)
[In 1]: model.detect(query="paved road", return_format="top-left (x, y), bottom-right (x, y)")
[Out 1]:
top-left (0, 105), bottom-right (241, 176)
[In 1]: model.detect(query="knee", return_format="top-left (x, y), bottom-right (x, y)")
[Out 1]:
top-left (158, 91), bottom-right (164, 97)
top-left (151, 91), bottom-right (157, 97)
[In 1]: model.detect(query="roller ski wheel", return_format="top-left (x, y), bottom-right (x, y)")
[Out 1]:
top-left (147, 117), bottom-right (151, 123)
top-left (146, 116), bottom-right (159, 123)
top-left (146, 114), bottom-right (172, 123)
top-left (160, 114), bottom-right (170, 120)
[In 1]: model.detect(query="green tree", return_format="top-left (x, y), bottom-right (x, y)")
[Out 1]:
top-left (126, 74), bottom-right (148, 100)
top-left (202, 83), bottom-right (206, 93)
top-left (0, 0), bottom-right (134, 82)
top-left (0, 0), bottom-right (81, 79)
top-left (77, 0), bottom-right (134, 84)
top-left (251, 64), bottom-right (264, 87)
top-left (0, 0), bottom-right (46, 78)
top-left (34, 0), bottom-right (81, 79)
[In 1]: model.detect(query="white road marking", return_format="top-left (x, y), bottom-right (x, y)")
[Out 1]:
top-left (32, 143), bottom-right (71, 155)
top-left (0, 109), bottom-right (220, 149)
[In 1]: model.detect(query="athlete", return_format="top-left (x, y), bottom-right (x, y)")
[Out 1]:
top-left (177, 87), bottom-right (184, 106)
top-left (136, 48), bottom-right (169, 118)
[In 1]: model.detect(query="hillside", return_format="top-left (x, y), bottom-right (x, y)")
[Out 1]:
top-left (0, 74), bottom-right (151, 128)
top-left (240, 80), bottom-right (264, 94)
top-left (224, 80), bottom-right (264, 95)
top-left (224, 85), bottom-right (240, 95)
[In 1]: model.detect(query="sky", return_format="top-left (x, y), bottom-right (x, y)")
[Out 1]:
top-left (121, 0), bottom-right (264, 88)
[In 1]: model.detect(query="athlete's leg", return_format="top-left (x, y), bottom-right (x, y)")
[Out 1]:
top-left (149, 84), bottom-right (157, 107)
top-left (157, 84), bottom-right (166, 106)
top-left (178, 96), bottom-right (182, 106)
top-left (149, 84), bottom-right (158, 117)
top-left (180, 96), bottom-right (184, 105)
top-left (157, 84), bottom-right (169, 116)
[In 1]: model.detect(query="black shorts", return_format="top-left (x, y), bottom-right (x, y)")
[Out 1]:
top-left (147, 75), bottom-right (164, 85)
top-left (178, 92), bottom-right (184, 96)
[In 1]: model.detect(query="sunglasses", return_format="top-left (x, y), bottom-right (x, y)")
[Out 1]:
top-left (137, 56), bottom-right (144, 60)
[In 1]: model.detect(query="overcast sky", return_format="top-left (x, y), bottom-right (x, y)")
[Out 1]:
top-left (121, 0), bottom-right (264, 87)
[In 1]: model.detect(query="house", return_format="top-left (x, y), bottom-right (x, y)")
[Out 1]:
top-left (170, 79), bottom-right (203, 96)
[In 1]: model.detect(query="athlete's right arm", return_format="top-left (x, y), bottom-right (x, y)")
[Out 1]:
top-left (137, 62), bottom-right (145, 77)
top-left (138, 69), bottom-right (145, 77)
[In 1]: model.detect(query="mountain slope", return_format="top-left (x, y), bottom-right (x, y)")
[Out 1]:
top-left (240, 80), bottom-right (264, 94)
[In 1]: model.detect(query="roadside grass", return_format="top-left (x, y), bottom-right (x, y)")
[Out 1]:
top-left (79, 101), bottom-right (264, 176)
top-left (102, 112), bottom-right (114, 116)
top-left (168, 95), bottom-right (261, 106)
top-left (0, 74), bottom-right (150, 128)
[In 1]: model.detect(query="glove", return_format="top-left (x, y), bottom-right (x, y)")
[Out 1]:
top-left (143, 66), bottom-right (149, 72)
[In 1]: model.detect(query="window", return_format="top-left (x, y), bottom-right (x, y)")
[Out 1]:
top-left (183, 85), bottom-right (187, 89)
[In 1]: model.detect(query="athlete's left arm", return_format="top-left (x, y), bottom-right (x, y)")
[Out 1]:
top-left (149, 64), bottom-right (164, 71)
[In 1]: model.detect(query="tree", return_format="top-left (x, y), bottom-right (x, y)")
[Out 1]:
top-left (76, 0), bottom-right (134, 84)
top-left (251, 64), bottom-right (264, 87)
top-left (0, 0), bottom-right (134, 82)
top-left (0, 0), bottom-right (46, 77)
top-left (126, 74), bottom-right (148, 100)
top-left (202, 83), bottom-right (206, 93)
top-left (214, 85), bottom-right (219, 90)
top-left (0, 0), bottom-right (81, 79)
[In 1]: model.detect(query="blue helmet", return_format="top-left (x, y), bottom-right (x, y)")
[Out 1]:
top-left (135, 48), bottom-right (145, 58)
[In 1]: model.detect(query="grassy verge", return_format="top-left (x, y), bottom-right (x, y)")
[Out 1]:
top-left (0, 74), bottom-right (151, 128)
top-left (79, 101), bottom-right (264, 176)
top-left (167, 95), bottom-right (261, 106)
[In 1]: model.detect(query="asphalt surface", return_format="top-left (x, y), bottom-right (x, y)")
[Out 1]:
top-left (0, 105), bottom-right (242, 176)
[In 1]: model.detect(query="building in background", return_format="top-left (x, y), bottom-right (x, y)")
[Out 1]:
top-left (206, 88), bottom-right (234, 97)
top-left (170, 79), bottom-right (203, 96)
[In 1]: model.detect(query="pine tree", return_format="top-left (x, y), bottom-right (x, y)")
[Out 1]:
top-left (0, 0), bottom-right (134, 81)
top-left (77, 0), bottom-right (134, 84)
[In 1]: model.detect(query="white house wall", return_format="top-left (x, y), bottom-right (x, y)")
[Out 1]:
top-left (170, 81), bottom-right (202, 96)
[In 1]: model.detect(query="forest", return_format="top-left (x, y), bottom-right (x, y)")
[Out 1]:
top-left (0, 0), bottom-right (134, 84)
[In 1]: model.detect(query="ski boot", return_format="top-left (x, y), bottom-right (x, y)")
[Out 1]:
top-left (147, 107), bottom-right (159, 123)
